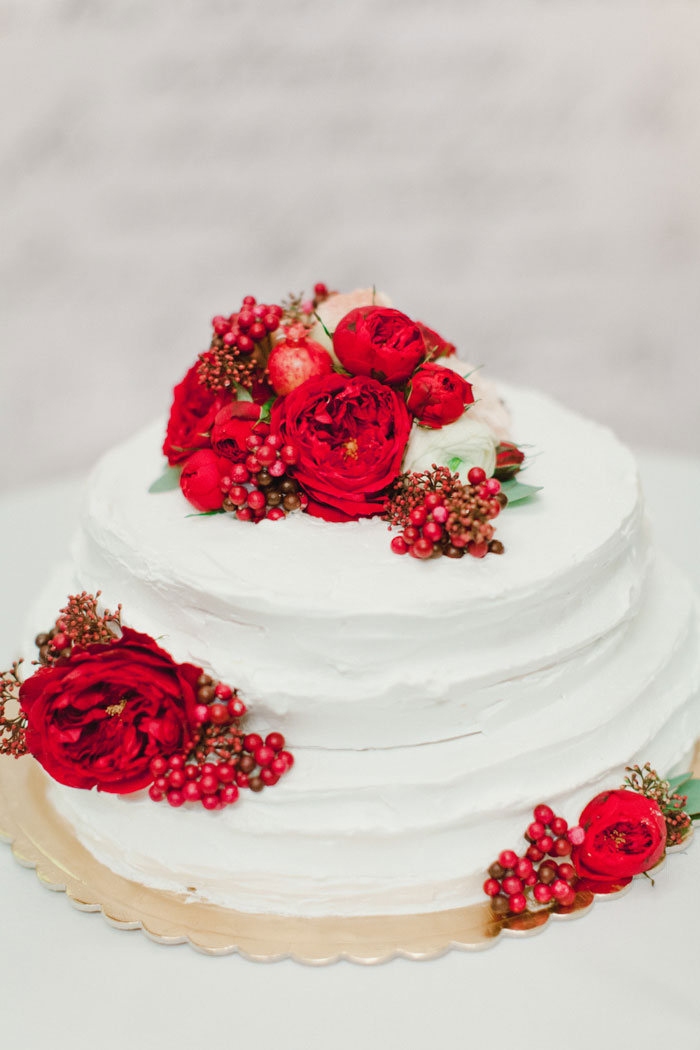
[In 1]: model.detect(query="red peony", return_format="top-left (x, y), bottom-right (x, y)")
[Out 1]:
top-left (163, 364), bottom-right (230, 466)
top-left (495, 441), bottom-right (525, 480)
top-left (19, 629), bottom-right (201, 793)
top-left (333, 307), bottom-right (426, 386)
top-left (417, 321), bottom-right (456, 361)
top-left (406, 362), bottom-right (474, 428)
top-left (211, 401), bottom-right (262, 463)
top-left (180, 449), bottom-right (228, 511)
top-left (270, 373), bottom-right (412, 521)
top-left (572, 789), bottom-right (667, 884)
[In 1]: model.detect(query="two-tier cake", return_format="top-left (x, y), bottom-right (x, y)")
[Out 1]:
top-left (4, 283), bottom-right (700, 926)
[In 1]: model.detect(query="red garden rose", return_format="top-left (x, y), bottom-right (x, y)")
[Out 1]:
top-left (270, 373), bottom-right (412, 521)
top-left (19, 629), bottom-right (201, 793)
top-left (163, 364), bottom-right (230, 466)
top-left (494, 441), bottom-right (525, 480)
top-left (417, 321), bottom-right (456, 361)
top-left (333, 306), bottom-right (426, 386)
top-left (180, 449), bottom-right (228, 511)
top-left (211, 401), bottom-right (262, 462)
top-left (406, 363), bottom-right (474, 428)
top-left (572, 789), bottom-right (667, 884)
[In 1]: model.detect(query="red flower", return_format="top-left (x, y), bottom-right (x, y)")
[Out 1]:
top-left (180, 449), bottom-right (228, 512)
top-left (572, 789), bottom-right (667, 884)
top-left (163, 364), bottom-right (230, 466)
top-left (406, 363), bottom-right (474, 428)
top-left (211, 401), bottom-right (262, 463)
top-left (19, 629), bottom-right (201, 793)
top-left (270, 373), bottom-right (412, 521)
top-left (333, 307), bottom-right (426, 386)
top-left (417, 321), bottom-right (456, 361)
top-left (495, 442), bottom-right (525, 480)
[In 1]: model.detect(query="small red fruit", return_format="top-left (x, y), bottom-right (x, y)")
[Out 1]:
top-left (267, 338), bottom-right (333, 396)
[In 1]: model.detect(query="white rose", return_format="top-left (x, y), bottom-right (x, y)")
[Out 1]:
top-left (448, 359), bottom-right (511, 443)
top-left (403, 415), bottom-right (498, 477)
top-left (310, 287), bottom-right (392, 362)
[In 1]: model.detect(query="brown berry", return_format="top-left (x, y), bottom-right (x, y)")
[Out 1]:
top-left (239, 754), bottom-right (256, 774)
top-left (35, 633), bottom-right (50, 648)
top-left (489, 540), bottom-right (505, 555)
top-left (490, 894), bottom-right (510, 915)
top-left (197, 685), bottom-right (216, 703)
top-left (249, 776), bottom-right (264, 792)
top-left (197, 674), bottom-right (213, 688)
top-left (488, 861), bottom-right (505, 880)
top-left (283, 494), bottom-right (301, 511)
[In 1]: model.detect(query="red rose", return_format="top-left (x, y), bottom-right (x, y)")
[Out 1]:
top-left (19, 629), bottom-right (201, 793)
top-left (333, 306), bottom-right (426, 386)
top-left (406, 363), bottom-right (474, 428)
top-left (270, 373), bottom-right (412, 521)
top-left (572, 789), bottom-right (667, 884)
top-left (163, 364), bottom-right (230, 465)
top-left (211, 401), bottom-right (262, 462)
top-left (180, 449), bottom-right (228, 511)
top-left (417, 321), bottom-right (456, 361)
top-left (494, 442), bottom-right (525, 480)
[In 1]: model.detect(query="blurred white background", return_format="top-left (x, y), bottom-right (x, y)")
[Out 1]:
top-left (2, 0), bottom-right (699, 489)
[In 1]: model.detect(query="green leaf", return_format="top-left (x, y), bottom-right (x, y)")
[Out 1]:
top-left (185, 509), bottom-right (227, 518)
top-left (678, 779), bottom-right (700, 814)
top-left (668, 772), bottom-right (693, 791)
top-left (448, 456), bottom-right (463, 472)
top-left (148, 465), bottom-right (181, 494)
top-left (501, 478), bottom-right (543, 505)
top-left (259, 397), bottom-right (277, 424)
top-left (233, 382), bottom-right (253, 403)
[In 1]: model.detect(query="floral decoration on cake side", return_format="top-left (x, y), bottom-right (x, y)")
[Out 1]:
top-left (154, 282), bottom-right (540, 563)
top-left (483, 764), bottom-right (697, 919)
top-left (0, 593), bottom-right (293, 812)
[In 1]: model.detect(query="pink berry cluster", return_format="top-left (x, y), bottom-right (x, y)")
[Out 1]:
top-left (198, 296), bottom-right (284, 392)
top-left (388, 466), bottom-right (506, 560)
top-left (148, 674), bottom-right (293, 810)
top-left (220, 429), bottom-right (306, 522)
top-left (483, 803), bottom-right (585, 916)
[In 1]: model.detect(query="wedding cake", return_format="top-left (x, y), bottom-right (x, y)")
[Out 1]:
top-left (6, 284), bottom-right (700, 922)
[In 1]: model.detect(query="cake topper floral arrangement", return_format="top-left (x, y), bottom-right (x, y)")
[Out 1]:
top-left (0, 593), bottom-right (293, 811)
top-left (154, 284), bottom-right (537, 562)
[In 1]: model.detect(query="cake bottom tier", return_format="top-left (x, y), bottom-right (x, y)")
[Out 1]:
top-left (35, 556), bottom-right (700, 918)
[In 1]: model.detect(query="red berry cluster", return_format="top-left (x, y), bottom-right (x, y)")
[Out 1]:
top-left (484, 804), bottom-right (584, 916)
top-left (281, 282), bottom-right (333, 324)
top-left (387, 466), bottom-right (506, 560)
top-left (34, 591), bottom-right (123, 667)
top-left (0, 662), bottom-right (28, 758)
top-left (198, 296), bottom-right (284, 392)
top-left (148, 674), bottom-right (293, 809)
top-left (623, 763), bottom-right (693, 847)
top-left (220, 430), bottom-right (306, 522)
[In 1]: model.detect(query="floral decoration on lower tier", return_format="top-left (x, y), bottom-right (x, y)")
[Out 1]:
top-left (153, 282), bottom-right (540, 564)
top-left (0, 592), bottom-right (293, 811)
top-left (483, 765), bottom-right (699, 919)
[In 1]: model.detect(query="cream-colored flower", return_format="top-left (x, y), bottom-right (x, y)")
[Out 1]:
top-left (448, 359), bottom-right (511, 443)
top-left (403, 415), bottom-right (498, 477)
top-left (310, 288), bottom-right (392, 362)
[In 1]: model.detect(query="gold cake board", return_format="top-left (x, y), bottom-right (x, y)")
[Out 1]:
top-left (0, 755), bottom-right (695, 965)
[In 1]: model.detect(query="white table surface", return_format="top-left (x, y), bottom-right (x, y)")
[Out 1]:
top-left (1, 452), bottom-right (699, 1050)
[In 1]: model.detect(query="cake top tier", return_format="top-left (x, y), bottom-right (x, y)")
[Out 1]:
top-left (70, 382), bottom-right (647, 748)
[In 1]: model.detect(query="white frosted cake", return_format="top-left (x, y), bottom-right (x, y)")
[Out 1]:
top-left (29, 381), bottom-right (700, 917)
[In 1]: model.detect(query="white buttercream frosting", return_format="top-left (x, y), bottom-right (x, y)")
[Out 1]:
top-left (28, 381), bottom-right (700, 917)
